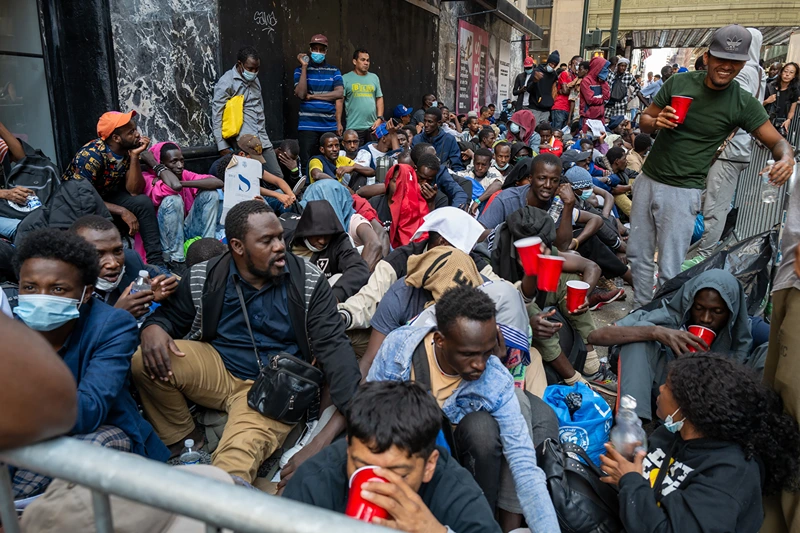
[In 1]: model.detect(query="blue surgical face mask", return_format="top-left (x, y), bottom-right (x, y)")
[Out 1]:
top-left (310, 52), bottom-right (326, 64)
top-left (241, 69), bottom-right (258, 82)
top-left (430, 100), bottom-right (438, 108)
top-left (524, 68), bottom-right (534, 75)
top-left (579, 189), bottom-right (593, 200)
top-left (14, 287), bottom-right (87, 331)
top-left (494, 161), bottom-right (510, 171)
top-left (664, 407), bottom-right (685, 433)
top-left (510, 123), bottom-right (520, 134)
top-left (546, 65), bottom-right (555, 73)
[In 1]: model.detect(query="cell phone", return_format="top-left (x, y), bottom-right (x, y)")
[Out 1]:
top-left (541, 306), bottom-right (561, 323)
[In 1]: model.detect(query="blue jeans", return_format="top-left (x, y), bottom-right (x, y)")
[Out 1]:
top-left (0, 216), bottom-right (21, 240)
top-left (550, 109), bottom-right (569, 131)
top-left (157, 190), bottom-right (219, 262)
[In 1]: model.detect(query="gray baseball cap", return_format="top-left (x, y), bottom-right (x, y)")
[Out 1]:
top-left (708, 24), bottom-right (751, 61)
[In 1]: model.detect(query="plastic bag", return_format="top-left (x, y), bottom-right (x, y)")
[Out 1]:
top-left (648, 228), bottom-right (777, 317)
top-left (543, 382), bottom-right (613, 465)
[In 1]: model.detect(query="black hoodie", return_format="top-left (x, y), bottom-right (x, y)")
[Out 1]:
top-left (291, 200), bottom-right (369, 302)
top-left (617, 425), bottom-right (764, 533)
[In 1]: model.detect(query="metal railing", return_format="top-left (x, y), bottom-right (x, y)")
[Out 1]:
top-left (732, 118), bottom-right (800, 241)
top-left (0, 438), bottom-right (388, 533)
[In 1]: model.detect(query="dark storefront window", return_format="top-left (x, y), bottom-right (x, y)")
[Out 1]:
top-left (0, 0), bottom-right (56, 160)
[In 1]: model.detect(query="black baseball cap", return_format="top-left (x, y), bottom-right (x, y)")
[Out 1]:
top-left (708, 24), bottom-right (751, 62)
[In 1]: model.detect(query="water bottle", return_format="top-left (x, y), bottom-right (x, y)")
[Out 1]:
top-left (610, 395), bottom-right (647, 461)
top-left (131, 270), bottom-right (151, 295)
top-left (26, 195), bottom-right (42, 210)
top-left (179, 439), bottom-right (201, 465)
top-left (761, 159), bottom-right (779, 204)
top-left (547, 195), bottom-right (564, 223)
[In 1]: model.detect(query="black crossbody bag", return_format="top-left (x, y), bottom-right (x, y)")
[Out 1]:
top-left (233, 277), bottom-right (323, 424)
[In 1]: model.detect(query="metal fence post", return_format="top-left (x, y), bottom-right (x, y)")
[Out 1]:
top-left (91, 490), bottom-right (114, 533)
top-left (0, 464), bottom-right (21, 533)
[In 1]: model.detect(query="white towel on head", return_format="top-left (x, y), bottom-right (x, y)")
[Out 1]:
top-left (412, 206), bottom-right (485, 254)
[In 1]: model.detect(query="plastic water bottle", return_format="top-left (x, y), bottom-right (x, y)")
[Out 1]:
top-left (26, 195), bottom-right (42, 210)
top-left (547, 195), bottom-right (564, 223)
top-left (610, 395), bottom-right (647, 461)
top-left (131, 270), bottom-right (151, 295)
top-left (179, 439), bottom-right (201, 465)
top-left (761, 159), bottom-right (779, 204)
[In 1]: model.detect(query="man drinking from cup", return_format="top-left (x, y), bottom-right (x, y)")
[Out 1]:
top-left (631, 24), bottom-right (794, 308)
top-left (586, 269), bottom-right (752, 422)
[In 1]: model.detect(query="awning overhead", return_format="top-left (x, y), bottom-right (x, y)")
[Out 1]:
top-left (622, 26), bottom-right (798, 48)
top-left (472, 0), bottom-right (544, 38)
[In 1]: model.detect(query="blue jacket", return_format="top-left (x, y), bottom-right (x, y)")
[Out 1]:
top-left (435, 166), bottom-right (469, 209)
top-left (62, 299), bottom-right (169, 461)
top-left (413, 129), bottom-right (465, 171)
top-left (367, 324), bottom-right (559, 533)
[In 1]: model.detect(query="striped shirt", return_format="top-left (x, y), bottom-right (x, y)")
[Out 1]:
top-left (294, 63), bottom-right (343, 132)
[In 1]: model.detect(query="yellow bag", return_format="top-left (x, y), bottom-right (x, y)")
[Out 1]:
top-left (221, 94), bottom-right (244, 139)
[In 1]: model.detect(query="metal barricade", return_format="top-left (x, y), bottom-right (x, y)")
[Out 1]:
top-left (732, 118), bottom-right (800, 241)
top-left (0, 438), bottom-right (388, 533)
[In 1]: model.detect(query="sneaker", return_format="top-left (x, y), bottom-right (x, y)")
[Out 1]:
top-left (584, 362), bottom-right (618, 395)
top-left (588, 288), bottom-right (624, 310)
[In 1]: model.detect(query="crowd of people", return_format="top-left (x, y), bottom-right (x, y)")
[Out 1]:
top-left (2, 23), bottom-right (800, 533)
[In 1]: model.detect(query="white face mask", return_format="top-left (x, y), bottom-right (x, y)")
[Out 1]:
top-left (95, 265), bottom-right (126, 292)
top-left (546, 65), bottom-right (555, 73)
top-left (304, 238), bottom-right (328, 253)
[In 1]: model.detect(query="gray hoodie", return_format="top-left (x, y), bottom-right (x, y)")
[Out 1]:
top-left (720, 28), bottom-right (766, 162)
top-left (617, 269), bottom-right (752, 361)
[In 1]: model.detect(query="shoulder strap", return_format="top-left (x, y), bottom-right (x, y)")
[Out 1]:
top-left (412, 339), bottom-right (432, 391)
top-left (233, 276), bottom-right (263, 370)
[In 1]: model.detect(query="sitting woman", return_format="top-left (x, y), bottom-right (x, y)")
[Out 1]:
top-left (290, 200), bottom-right (370, 302)
top-left (600, 354), bottom-right (800, 533)
top-left (10, 229), bottom-right (168, 497)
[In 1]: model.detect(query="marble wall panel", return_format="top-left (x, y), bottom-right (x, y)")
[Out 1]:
top-left (110, 0), bottom-right (219, 147)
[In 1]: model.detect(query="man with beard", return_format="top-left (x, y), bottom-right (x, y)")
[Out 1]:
top-left (131, 200), bottom-right (361, 483)
top-left (630, 24), bottom-right (794, 308)
top-left (62, 110), bottom-right (166, 270)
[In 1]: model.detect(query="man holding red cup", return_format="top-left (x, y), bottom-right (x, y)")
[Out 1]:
top-left (631, 24), bottom-right (795, 308)
top-left (283, 381), bottom-right (502, 532)
top-left (586, 270), bottom-right (752, 421)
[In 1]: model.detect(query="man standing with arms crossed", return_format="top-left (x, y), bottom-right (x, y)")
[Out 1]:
top-left (629, 24), bottom-right (794, 307)
top-left (337, 48), bottom-right (384, 146)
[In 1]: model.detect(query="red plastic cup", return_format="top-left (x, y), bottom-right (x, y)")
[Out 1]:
top-left (537, 255), bottom-right (565, 292)
top-left (566, 280), bottom-right (590, 313)
top-left (687, 325), bottom-right (716, 352)
top-left (514, 237), bottom-right (543, 276)
top-left (670, 96), bottom-right (693, 124)
top-left (345, 466), bottom-right (390, 522)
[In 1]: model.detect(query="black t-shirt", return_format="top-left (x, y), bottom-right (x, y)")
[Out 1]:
top-left (766, 81), bottom-right (800, 120)
top-left (283, 439), bottom-right (501, 533)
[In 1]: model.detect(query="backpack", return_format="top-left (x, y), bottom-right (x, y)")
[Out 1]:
top-left (0, 141), bottom-right (60, 220)
top-left (608, 77), bottom-right (627, 105)
top-left (537, 438), bottom-right (624, 533)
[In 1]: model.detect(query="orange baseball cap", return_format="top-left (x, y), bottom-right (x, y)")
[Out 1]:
top-left (97, 110), bottom-right (137, 140)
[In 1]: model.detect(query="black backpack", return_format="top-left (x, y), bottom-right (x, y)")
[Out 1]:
top-left (608, 77), bottom-right (627, 105)
top-left (0, 141), bottom-right (60, 220)
top-left (537, 438), bottom-right (624, 533)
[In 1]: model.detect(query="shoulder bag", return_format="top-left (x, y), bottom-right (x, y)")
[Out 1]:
top-left (234, 276), bottom-right (324, 424)
top-left (221, 94), bottom-right (245, 140)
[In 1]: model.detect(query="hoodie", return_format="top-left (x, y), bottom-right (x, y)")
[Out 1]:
top-left (291, 200), bottom-right (369, 302)
top-left (719, 28), bottom-right (766, 163)
top-left (580, 57), bottom-right (611, 122)
top-left (616, 269), bottom-right (752, 361)
top-left (412, 128), bottom-right (464, 171)
top-left (617, 426), bottom-right (763, 533)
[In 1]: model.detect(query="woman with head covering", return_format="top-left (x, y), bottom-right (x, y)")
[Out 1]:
top-left (299, 179), bottom-right (386, 271)
top-left (368, 163), bottom-right (429, 249)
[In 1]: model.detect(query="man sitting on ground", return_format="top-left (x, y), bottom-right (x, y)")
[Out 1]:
top-left (11, 228), bottom-right (168, 498)
top-left (366, 285), bottom-right (560, 531)
top-left (309, 132), bottom-right (372, 185)
top-left (456, 148), bottom-right (504, 215)
top-left (290, 200), bottom-right (370, 302)
top-left (143, 141), bottom-right (223, 275)
top-left (71, 215), bottom-right (178, 319)
top-left (603, 146), bottom-right (636, 218)
top-left (410, 142), bottom-right (470, 208)
top-left (412, 107), bottom-right (465, 171)
top-left (275, 139), bottom-right (304, 190)
top-left (493, 141), bottom-right (513, 177)
top-left (61, 110), bottom-right (166, 270)
top-left (236, 135), bottom-right (298, 213)
top-left (626, 133), bottom-right (650, 173)
top-left (131, 200), bottom-right (361, 483)
top-left (340, 129), bottom-right (377, 191)
top-left (284, 381), bottom-right (502, 533)
top-left (587, 269), bottom-right (751, 421)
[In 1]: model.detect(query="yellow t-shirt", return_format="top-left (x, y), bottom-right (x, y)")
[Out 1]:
top-left (307, 155), bottom-right (355, 183)
top-left (410, 332), bottom-right (462, 408)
